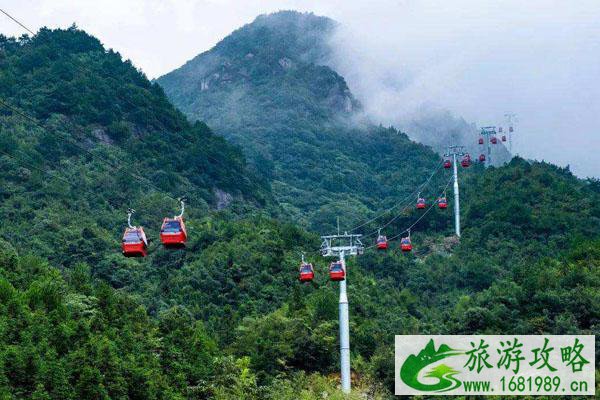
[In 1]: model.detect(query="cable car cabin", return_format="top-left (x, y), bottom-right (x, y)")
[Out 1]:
top-left (416, 198), bottom-right (426, 209)
top-left (478, 137), bottom-right (484, 145)
top-left (443, 159), bottom-right (452, 169)
top-left (160, 216), bottom-right (187, 248)
top-left (437, 197), bottom-right (448, 209)
top-left (479, 154), bottom-right (486, 162)
top-left (400, 237), bottom-right (412, 252)
top-left (122, 227), bottom-right (148, 257)
top-left (499, 127), bottom-right (503, 133)
top-left (491, 136), bottom-right (498, 144)
top-left (299, 263), bottom-right (314, 282)
top-left (376, 235), bottom-right (388, 250)
top-left (509, 126), bottom-right (514, 133)
top-left (461, 155), bottom-right (471, 168)
top-left (502, 135), bottom-right (507, 142)
top-left (329, 261), bottom-right (345, 281)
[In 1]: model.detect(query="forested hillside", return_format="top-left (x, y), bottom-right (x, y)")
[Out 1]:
top-left (0, 25), bottom-right (393, 398)
top-left (157, 11), bottom-right (449, 232)
top-left (0, 22), bottom-right (599, 400)
top-left (0, 27), bottom-right (271, 266)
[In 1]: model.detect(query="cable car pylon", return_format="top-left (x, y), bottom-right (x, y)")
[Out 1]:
top-left (320, 231), bottom-right (364, 394)
top-left (444, 145), bottom-right (465, 237)
top-left (479, 126), bottom-right (498, 168)
top-left (504, 113), bottom-right (517, 154)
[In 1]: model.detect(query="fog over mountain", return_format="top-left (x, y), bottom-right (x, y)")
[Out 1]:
top-left (3, 0), bottom-right (598, 176)
top-left (323, 0), bottom-right (600, 177)
top-left (1, 4), bottom-right (600, 398)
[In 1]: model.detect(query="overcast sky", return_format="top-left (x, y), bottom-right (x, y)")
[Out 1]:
top-left (1, 1), bottom-right (599, 177)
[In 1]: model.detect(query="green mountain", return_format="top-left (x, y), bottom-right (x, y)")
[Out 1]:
top-left (0, 25), bottom-right (392, 399)
top-left (157, 11), bottom-right (446, 232)
top-left (0, 27), bottom-right (272, 266)
top-left (0, 20), bottom-right (599, 400)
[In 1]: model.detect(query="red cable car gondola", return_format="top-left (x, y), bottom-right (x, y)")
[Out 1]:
top-left (121, 209), bottom-right (148, 257)
top-left (299, 260), bottom-right (314, 282)
top-left (491, 136), bottom-right (498, 144)
top-left (478, 137), bottom-right (484, 145)
top-left (443, 159), bottom-right (452, 169)
top-left (437, 197), bottom-right (448, 209)
top-left (461, 154), bottom-right (471, 168)
top-left (400, 234), bottom-right (412, 252)
top-left (416, 197), bottom-right (426, 209)
top-left (160, 199), bottom-right (188, 249)
top-left (376, 231), bottom-right (388, 250)
top-left (479, 154), bottom-right (486, 162)
top-left (329, 261), bottom-right (345, 281)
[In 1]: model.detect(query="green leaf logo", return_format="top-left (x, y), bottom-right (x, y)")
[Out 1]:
top-left (400, 339), bottom-right (464, 392)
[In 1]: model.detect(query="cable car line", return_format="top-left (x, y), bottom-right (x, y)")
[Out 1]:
top-left (0, 147), bottom-right (119, 209)
top-left (0, 9), bottom-right (257, 189)
top-left (0, 98), bottom-right (182, 204)
top-left (369, 184), bottom-right (450, 242)
top-left (299, 175), bottom-right (453, 283)
top-left (0, 8), bottom-right (35, 35)
top-left (348, 159), bottom-right (445, 233)
top-left (359, 170), bottom-right (450, 240)
top-left (364, 175), bottom-right (453, 250)
top-left (0, 100), bottom-right (191, 255)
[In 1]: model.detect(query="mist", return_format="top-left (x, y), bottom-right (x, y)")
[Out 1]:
top-left (324, 0), bottom-right (600, 177)
top-left (2, 0), bottom-right (599, 176)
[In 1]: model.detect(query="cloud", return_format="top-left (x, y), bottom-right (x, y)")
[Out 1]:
top-left (1, 0), bottom-right (598, 176)
top-left (324, 0), bottom-right (600, 177)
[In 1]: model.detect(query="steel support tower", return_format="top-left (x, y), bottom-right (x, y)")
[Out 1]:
top-left (479, 126), bottom-right (497, 168)
top-left (444, 145), bottom-right (465, 237)
top-left (321, 232), bottom-right (364, 393)
top-left (504, 113), bottom-right (517, 154)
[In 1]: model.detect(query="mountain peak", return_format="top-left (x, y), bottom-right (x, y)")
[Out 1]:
top-left (213, 10), bottom-right (336, 65)
top-left (252, 10), bottom-right (335, 27)
top-left (157, 10), bottom-right (357, 126)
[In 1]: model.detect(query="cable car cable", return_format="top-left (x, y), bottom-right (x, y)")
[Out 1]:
top-left (0, 147), bottom-right (120, 209)
top-left (356, 163), bottom-right (447, 239)
top-left (0, 9), bottom-right (252, 191)
top-left (0, 10), bottom-right (257, 190)
top-left (348, 160), bottom-right (445, 233)
top-left (0, 98), bottom-right (182, 205)
top-left (363, 175), bottom-right (454, 250)
top-left (0, 8), bottom-right (35, 35)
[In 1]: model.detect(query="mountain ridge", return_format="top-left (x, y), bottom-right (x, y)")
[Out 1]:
top-left (157, 11), bottom-right (448, 232)
top-left (0, 19), bottom-right (599, 400)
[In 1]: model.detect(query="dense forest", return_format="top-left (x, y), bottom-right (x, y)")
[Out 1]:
top-left (157, 11), bottom-right (452, 233)
top-left (0, 19), bottom-right (598, 400)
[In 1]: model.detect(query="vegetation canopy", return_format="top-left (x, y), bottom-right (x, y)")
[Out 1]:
top-left (0, 18), bottom-right (598, 399)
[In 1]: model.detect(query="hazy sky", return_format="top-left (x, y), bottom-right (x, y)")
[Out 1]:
top-left (1, 1), bottom-right (599, 177)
